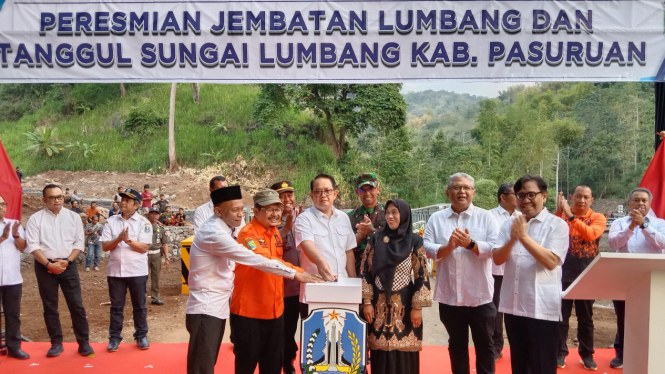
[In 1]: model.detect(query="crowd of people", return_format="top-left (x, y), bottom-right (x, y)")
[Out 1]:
top-left (0, 170), bottom-right (664, 374)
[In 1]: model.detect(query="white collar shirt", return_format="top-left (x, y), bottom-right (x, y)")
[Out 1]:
top-left (186, 215), bottom-right (296, 320)
top-left (493, 208), bottom-right (569, 322)
top-left (608, 215), bottom-right (665, 254)
top-left (295, 206), bottom-right (356, 303)
top-left (193, 200), bottom-right (245, 236)
top-left (0, 218), bottom-right (25, 286)
top-left (423, 204), bottom-right (500, 307)
top-left (489, 206), bottom-right (521, 276)
top-left (100, 212), bottom-right (153, 277)
top-left (25, 208), bottom-right (85, 259)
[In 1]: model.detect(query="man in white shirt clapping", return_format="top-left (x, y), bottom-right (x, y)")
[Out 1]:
top-left (25, 184), bottom-right (95, 358)
top-left (493, 175), bottom-right (569, 374)
top-left (607, 187), bottom-right (665, 369)
top-left (423, 173), bottom-right (499, 374)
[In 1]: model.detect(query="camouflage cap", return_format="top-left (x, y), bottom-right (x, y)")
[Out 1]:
top-left (356, 173), bottom-right (379, 189)
top-left (253, 189), bottom-right (282, 207)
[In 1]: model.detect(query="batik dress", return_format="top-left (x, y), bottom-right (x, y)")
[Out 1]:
top-left (361, 234), bottom-right (432, 374)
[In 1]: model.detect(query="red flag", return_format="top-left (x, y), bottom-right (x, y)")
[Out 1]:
top-left (0, 138), bottom-right (22, 220)
top-left (639, 142), bottom-right (665, 219)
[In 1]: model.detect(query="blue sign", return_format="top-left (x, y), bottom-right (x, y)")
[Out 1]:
top-left (300, 308), bottom-right (367, 374)
top-left (0, 0), bottom-right (5, 12)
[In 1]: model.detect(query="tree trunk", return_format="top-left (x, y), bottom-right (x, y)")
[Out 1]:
top-left (120, 83), bottom-right (127, 97)
top-left (190, 83), bottom-right (200, 103)
top-left (168, 83), bottom-right (179, 172)
top-left (325, 111), bottom-right (344, 158)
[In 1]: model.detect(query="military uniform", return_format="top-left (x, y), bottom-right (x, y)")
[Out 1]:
top-left (148, 220), bottom-right (170, 303)
top-left (349, 203), bottom-right (386, 274)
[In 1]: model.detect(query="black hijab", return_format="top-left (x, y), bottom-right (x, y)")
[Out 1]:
top-left (372, 199), bottom-right (418, 304)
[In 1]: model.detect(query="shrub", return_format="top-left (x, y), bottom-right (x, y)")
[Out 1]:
top-left (123, 108), bottom-right (167, 136)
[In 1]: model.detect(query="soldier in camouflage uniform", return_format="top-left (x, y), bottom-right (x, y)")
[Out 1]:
top-left (348, 173), bottom-right (386, 276)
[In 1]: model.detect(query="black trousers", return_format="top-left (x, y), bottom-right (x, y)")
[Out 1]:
top-left (34, 260), bottom-right (90, 345)
top-left (0, 284), bottom-right (22, 352)
top-left (504, 314), bottom-right (558, 374)
top-left (299, 302), bottom-right (309, 319)
top-left (108, 275), bottom-right (148, 341)
top-left (186, 314), bottom-right (226, 374)
top-left (283, 296), bottom-right (300, 367)
top-left (612, 300), bottom-right (625, 359)
top-left (558, 281), bottom-right (595, 359)
top-left (439, 302), bottom-right (496, 374)
top-left (491, 275), bottom-right (504, 357)
top-left (230, 313), bottom-right (284, 374)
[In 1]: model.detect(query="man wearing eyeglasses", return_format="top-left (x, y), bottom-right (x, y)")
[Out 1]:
top-left (0, 194), bottom-right (30, 361)
top-left (423, 172), bottom-right (500, 374)
top-left (295, 174), bottom-right (357, 314)
top-left (555, 186), bottom-right (606, 371)
top-left (493, 175), bottom-right (569, 374)
top-left (231, 189), bottom-right (306, 374)
top-left (348, 173), bottom-right (386, 276)
top-left (25, 184), bottom-right (95, 358)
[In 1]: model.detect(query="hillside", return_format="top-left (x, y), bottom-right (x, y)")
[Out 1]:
top-left (403, 89), bottom-right (484, 138)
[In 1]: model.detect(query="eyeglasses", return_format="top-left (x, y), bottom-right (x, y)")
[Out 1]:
top-left (0, 203), bottom-right (6, 207)
top-left (47, 195), bottom-right (65, 202)
top-left (357, 187), bottom-right (375, 194)
top-left (312, 190), bottom-right (335, 197)
top-left (260, 207), bottom-right (283, 215)
top-left (516, 191), bottom-right (544, 201)
top-left (449, 186), bottom-right (474, 193)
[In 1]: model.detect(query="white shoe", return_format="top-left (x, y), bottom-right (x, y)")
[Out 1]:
top-left (94, 266), bottom-right (99, 271)
top-left (85, 267), bottom-right (90, 272)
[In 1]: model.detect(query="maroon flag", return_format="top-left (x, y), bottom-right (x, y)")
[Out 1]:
top-left (0, 138), bottom-right (22, 220)
top-left (639, 140), bottom-right (665, 219)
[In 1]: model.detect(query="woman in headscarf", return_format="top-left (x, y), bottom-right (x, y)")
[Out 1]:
top-left (361, 199), bottom-right (432, 374)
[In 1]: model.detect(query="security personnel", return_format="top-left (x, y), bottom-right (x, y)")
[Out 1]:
top-left (348, 173), bottom-right (386, 275)
top-left (230, 189), bottom-right (305, 374)
top-left (147, 207), bottom-right (170, 306)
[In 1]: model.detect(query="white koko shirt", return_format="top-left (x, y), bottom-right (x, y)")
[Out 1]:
top-left (493, 208), bottom-right (570, 322)
top-left (0, 218), bottom-right (25, 286)
top-left (101, 212), bottom-right (153, 277)
top-left (295, 206), bottom-right (356, 303)
top-left (26, 208), bottom-right (85, 259)
top-left (608, 214), bottom-right (665, 254)
top-left (489, 206), bottom-right (521, 276)
top-left (186, 214), bottom-right (296, 320)
top-left (423, 204), bottom-right (500, 307)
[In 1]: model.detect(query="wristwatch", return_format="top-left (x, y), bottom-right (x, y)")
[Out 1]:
top-left (568, 215), bottom-right (576, 222)
top-left (12, 235), bottom-right (20, 239)
top-left (67, 259), bottom-right (73, 266)
top-left (641, 222), bottom-right (650, 230)
top-left (466, 239), bottom-right (476, 250)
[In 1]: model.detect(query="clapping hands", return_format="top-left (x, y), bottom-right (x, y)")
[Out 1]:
top-left (356, 214), bottom-right (375, 237)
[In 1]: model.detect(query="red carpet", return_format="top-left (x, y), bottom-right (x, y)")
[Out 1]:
top-left (1, 342), bottom-right (621, 373)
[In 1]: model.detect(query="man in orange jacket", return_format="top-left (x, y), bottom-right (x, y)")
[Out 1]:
top-left (231, 189), bottom-right (305, 374)
top-left (555, 185), bottom-right (606, 371)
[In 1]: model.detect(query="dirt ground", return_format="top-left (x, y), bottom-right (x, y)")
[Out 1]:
top-left (17, 260), bottom-right (618, 349)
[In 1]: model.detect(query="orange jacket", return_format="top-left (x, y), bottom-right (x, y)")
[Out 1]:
top-left (231, 218), bottom-right (304, 319)
top-left (556, 209), bottom-right (606, 258)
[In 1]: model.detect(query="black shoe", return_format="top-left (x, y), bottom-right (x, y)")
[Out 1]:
top-left (151, 299), bottom-right (165, 305)
top-left (580, 356), bottom-right (597, 370)
top-left (136, 337), bottom-right (150, 350)
top-left (78, 344), bottom-right (95, 357)
top-left (557, 355), bottom-right (566, 368)
top-left (610, 357), bottom-right (623, 369)
top-left (8, 350), bottom-right (30, 360)
top-left (46, 344), bottom-right (64, 357)
top-left (283, 364), bottom-right (296, 374)
top-left (107, 340), bottom-right (120, 352)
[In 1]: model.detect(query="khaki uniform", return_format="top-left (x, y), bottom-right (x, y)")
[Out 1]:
top-left (148, 224), bottom-right (170, 300)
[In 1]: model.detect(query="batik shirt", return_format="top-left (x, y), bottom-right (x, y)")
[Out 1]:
top-left (349, 203), bottom-right (386, 275)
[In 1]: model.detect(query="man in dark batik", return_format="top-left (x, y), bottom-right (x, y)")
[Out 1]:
top-left (361, 199), bottom-right (432, 374)
top-left (349, 173), bottom-right (386, 276)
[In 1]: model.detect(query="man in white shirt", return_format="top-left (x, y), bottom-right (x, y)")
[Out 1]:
top-left (114, 186), bottom-right (123, 203)
top-left (295, 174), bottom-right (357, 317)
top-left (0, 194), bottom-right (29, 361)
top-left (193, 176), bottom-right (246, 235)
top-left (101, 188), bottom-right (153, 352)
top-left (423, 172), bottom-right (499, 374)
top-left (493, 175), bottom-right (569, 374)
top-left (25, 184), bottom-right (95, 358)
top-left (607, 187), bottom-right (665, 369)
top-left (186, 185), bottom-right (321, 374)
top-left (488, 182), bottom-right (518, 362)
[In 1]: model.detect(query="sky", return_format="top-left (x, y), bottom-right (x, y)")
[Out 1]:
top-left (401, 81), bottom-right (536, 98)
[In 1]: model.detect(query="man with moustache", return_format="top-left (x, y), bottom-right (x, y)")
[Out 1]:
top-left (493, 175), bottom-right (569, 374)
top-left (270, 180), bottom-right (302, 374)
top-left (25, 184), bottom-right (95, 357)
top-left (423, 173), bottom-right (500, 374)
top-left (348, 173), bottom-right (386, 276)
top-left (186, 186), bottom-right (321, 374)
top-left (608, 187), bottom-right (665, 369)
top-left (555, 186), bottom-right (606, 371)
